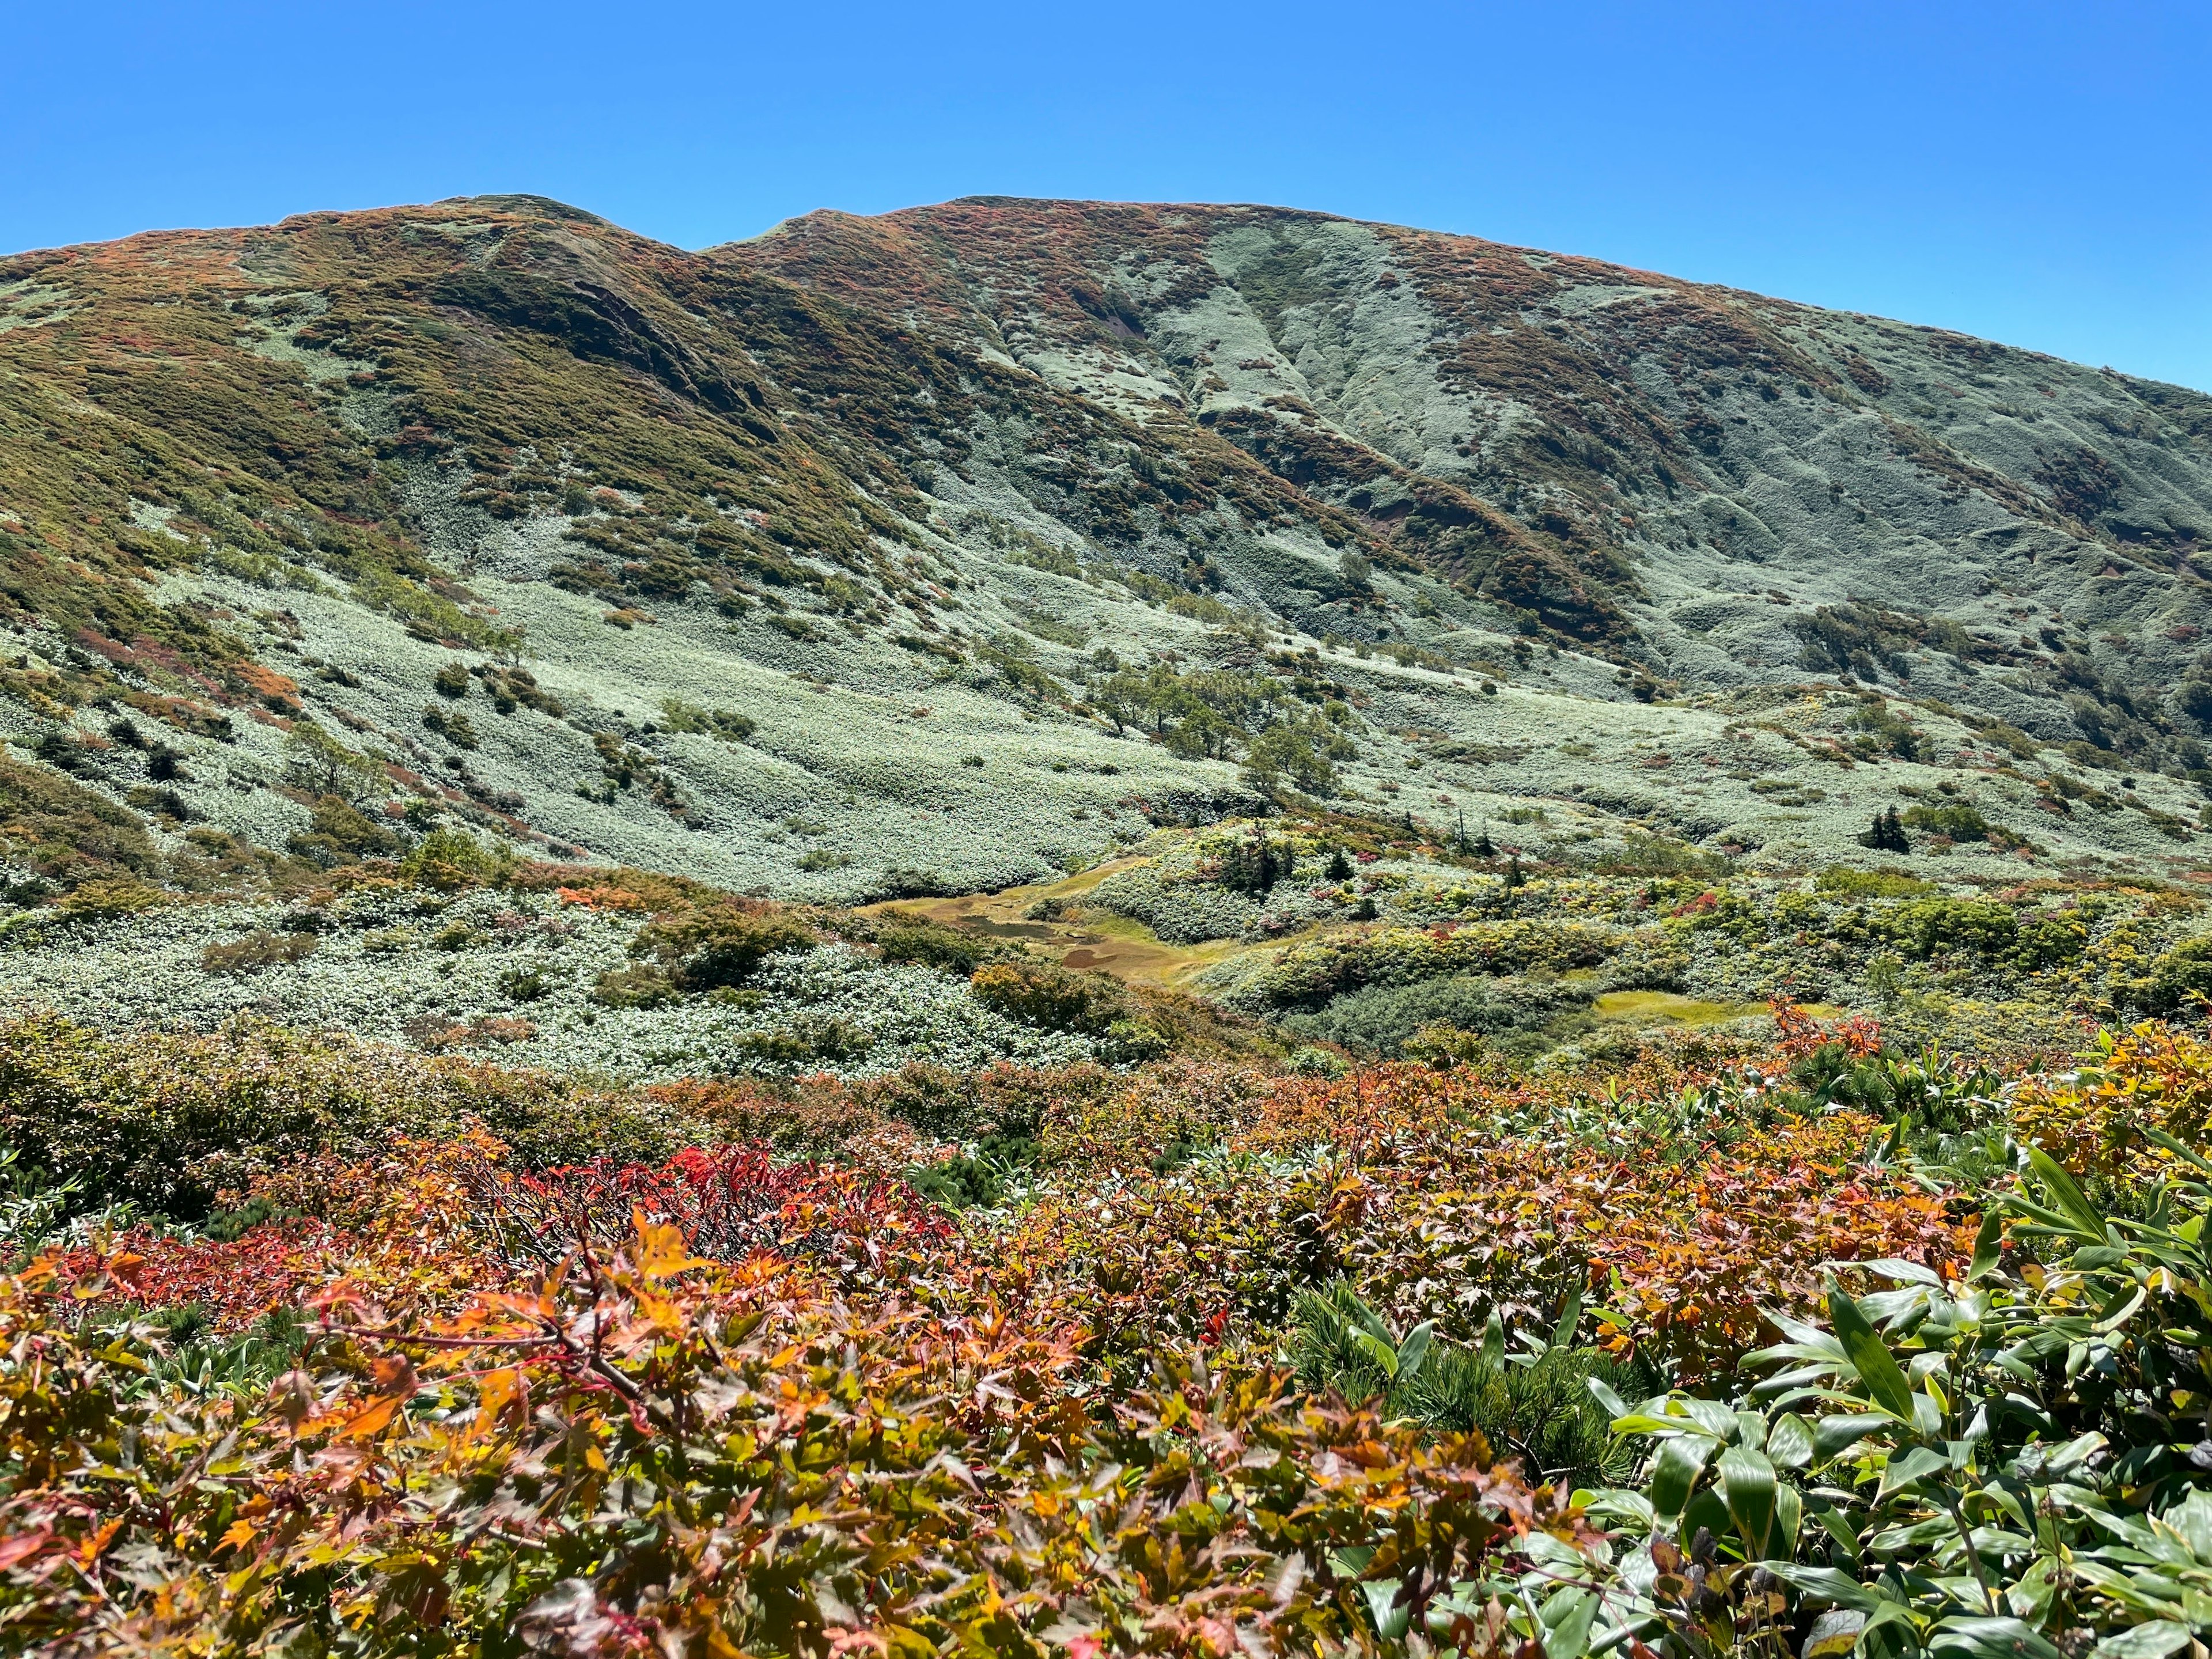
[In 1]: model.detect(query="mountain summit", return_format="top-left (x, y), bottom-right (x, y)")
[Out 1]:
top-left (3, 193), bottom-right (2210, 894)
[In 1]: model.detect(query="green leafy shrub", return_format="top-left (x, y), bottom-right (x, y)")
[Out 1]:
top-left (1282, 973), bottom-right (1590, 1056)
top-left (865, 911), bottom-right (999, 975)
top-left (1293, 1281), bottom-right (1657, 1491)
top-left (1249, 921), bottom-right (1624, 1010)
top-left (1885, 897), bottom-right (2021, 959)
top-left (1242, 709), bottom-right (1359, 794)
top-left (399, 827), bottom-right (511, 890)
top-left (286, 793), bottom-right (399, 866)
top-left (591, 965), bottom-right (680, 1009)
top-left (0, 1013), bottom-right (672, 1217)
top-left (199, 930), bottom-right (319, 977)
top-left (1815, 864), bottom-right (1934, 899)
top-left (1883, 897), bottom-right (2085, 971)
top-left (659, 698), bottom-right (756, 741)
top-left (0, 751), bottom-right (158, 891)
top-left (634, 906), bottom-right (817, 991)
top-left (2122, 935), bottom-right (2212, 1015)
top-left (1590, 1145), bottom-right (2212, 1657)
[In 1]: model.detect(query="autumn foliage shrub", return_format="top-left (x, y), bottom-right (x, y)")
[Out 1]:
top-left (631, 901), bottom-right (817, 991)
top-left (454, 1141), bottom-right (957, 1283)
top-left (2011, 1018), bottom-right (2212, 1181)
top-left (13, 990), bottom-right (2211, 1656)
top-left (2, 1211), bottom-right (1594, 1657)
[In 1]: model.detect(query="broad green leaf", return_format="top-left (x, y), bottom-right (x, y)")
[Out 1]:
top-left (1813, 1503), bottom-right (1863, 1561)
top-left (2092, 1623), bottom-right (2192, 1659)
top-left (1482, 1309), bottom-right (1505, 1369)
top-left (1611, 1412), bottom-right (1721, 1438)
top-left (1828, 1285), bottom-right (1919, 1424)
top-left (1395, 1320), bottom-right (1434, 1382)
top-left (1348, 1299), bottom-right (1394, 1344)
top-left (1867, 1259), bottom-right (1942, 1287)
top-left (2091, 1284), bottom-right (2147, 1335)
top-left (1586, 1376), bottom-right (1630, 1421)
top-left (2143, 1125), bottom-right (2212, 1176)
top-left (2161, 1487), bottom-right (2212, 1563)
top-left (1804, 1609), bottom-right (1866, 1659)
top-left (2005, 1556), bottom-right (2058, 1623)
top-left (2022, 1145), bottom-right (2109, 1244)
top-left (1541, 1587), bottom-right (1601, 1659)
top-left (2047, 1431), bottom-right (2108, 1474)
top-left (1649, 1434), bottom-right (1712, 1519)
top-left (1878, 1445), bottom-right (1949, 1498)
top-left (1931, 1615), bottom-right (2069, 1659)
top-left (1361, 1577), bottom-right (1411, 1641)
top-left (1775, 1479), bottom-right (1803, 1558)
top-left (1816, 1414), bottom-right (1893, 1457)
top-left (1350, 1329), bottom-right (1399, 1378)
top-left (1718, 1444), bottom-right (1777, 1557)
top-left (1553, 1289), bottom-right (1584, 1349)
top-left (1681, 1396), bottom-right (1744, 1442)
top-left (1762, 1563), bottom-right (1891, 1614)
top-left (1767, 1412), bottom-right (1815, 1469)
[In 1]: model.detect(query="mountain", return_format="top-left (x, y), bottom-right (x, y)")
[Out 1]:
top-left (4, 191), bottom-right (2212, 899)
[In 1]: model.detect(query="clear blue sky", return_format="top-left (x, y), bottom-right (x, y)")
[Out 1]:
top-left (7, 2), bottom-right (2209, 389)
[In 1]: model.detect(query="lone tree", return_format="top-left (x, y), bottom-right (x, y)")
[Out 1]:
top-left (1859, 805), bottom-right (1910, 853)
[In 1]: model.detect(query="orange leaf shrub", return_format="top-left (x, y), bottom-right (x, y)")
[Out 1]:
top-left (0, 1217), bottom-right (1592, 1656)
top-left (2010, 1018), bottom-right (2212, 1179)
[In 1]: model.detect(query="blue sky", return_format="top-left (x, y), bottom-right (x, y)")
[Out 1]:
top-left (7, 2), bottom-right (2209, 388)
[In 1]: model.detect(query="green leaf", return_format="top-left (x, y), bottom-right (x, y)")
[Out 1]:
top-left (2022, 1145), bottom-right (2109, 1244)
top-left (1553, 1288), bottom-right (1584, 1349)
top-left (1828, 1285), bottom-right (1919, 1424)
top-left (1767, 1412), bottom-right (1816, 1469)
top-left (1812, 1502), bottom-right (1862, 1562)
top-left (2092, 1623), bottom-right (2192, 1659)
top-left (1878, 1444), bottom-right (1949, 1498)
top-left (1762, 1563), bottom-right (1889, 1614)
top-left (1611, 1412), bottom-right (1720, 1438)
top-left (1804, 1609), bottom-right (1866, 1659)
top-left (1775, 1479), bottom-right (1803, 1558)
top-left (2142, 1126), bottom-right (2212, 1177)
top-left (1395, 1320), bottom-right (1434, 1382)
top-left (1718, 1444), bottom-right (1777, 1558)
top-left (2092, 1283), bottom-right (2147, 1335)
top-left (1482, 1309), bottom-right (1505, 1370)
top-left (1969, 1208), bottom-right (2005, 1281)
top-left (1362, 1578), bottom-right (1411, 1640)
top-left (1867, 1258), bottom-right (1942, 1287)
top-left (1542, 1588), bottom-right (1601, 1659)
top-left (1816, 1414), bottom-right (1893, 1458)
top-left (1931, 1615), bottom-right (2070, 1659)
top-left (1350, 1328), bottom-right (1399, 1378)
top-left (1587, 1375), bottom-right (1631, 1421)
top-left (1649, 1434), bottom-right (1712, 1520)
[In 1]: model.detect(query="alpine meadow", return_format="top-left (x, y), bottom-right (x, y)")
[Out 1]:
top-left (8, 190), bottom-right (2212, 1658)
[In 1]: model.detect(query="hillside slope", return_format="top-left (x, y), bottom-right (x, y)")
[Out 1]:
top-left (2, 192), bottom-right (2211, 899)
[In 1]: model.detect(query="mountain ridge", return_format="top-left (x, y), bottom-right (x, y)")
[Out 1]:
top-left (2, 190), bottom-right (2211, 899)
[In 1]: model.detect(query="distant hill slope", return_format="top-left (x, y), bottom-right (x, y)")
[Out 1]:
top-left (2, 192), bottom-right (2211, 898)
